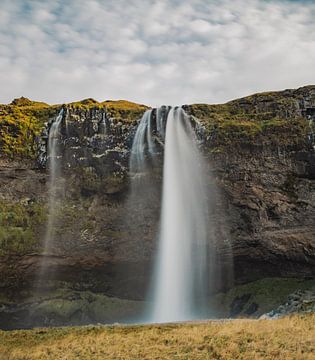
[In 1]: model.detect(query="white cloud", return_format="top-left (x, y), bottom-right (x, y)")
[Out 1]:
top-left (0, 0), bottom-right (314, 106)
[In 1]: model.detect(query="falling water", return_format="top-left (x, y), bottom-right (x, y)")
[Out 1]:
top-left (129, 106), bottom-right (170, 179)
top-left (100, 111), bottom-right (107, 135)
top-left (308, 117), bottom-right (315, 149)
top-left (43, 108), bottom-right (64, 254)
top-left (149, 107), bottom-right (208, 322)
top-left (130, 106), bottom-right (210, 323)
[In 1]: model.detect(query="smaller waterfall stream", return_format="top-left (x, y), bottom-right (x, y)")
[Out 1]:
top-left (43, 108), bottom-right (64, 254)
top-left (130, 106), bottom-right (170, 175)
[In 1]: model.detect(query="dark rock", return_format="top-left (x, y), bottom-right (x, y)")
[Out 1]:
top-left (245, 302), bottom-right (259, 315)
top-left (229, 294), bottom-right (251, 317)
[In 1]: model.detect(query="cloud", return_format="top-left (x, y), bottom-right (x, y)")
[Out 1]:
top-left (0, 0), bottom-right (315, 106)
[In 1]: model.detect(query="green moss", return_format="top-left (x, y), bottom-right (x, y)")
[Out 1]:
top-left (0, 96), bottom-right (147, 160)
top-left (86, 292), bottom-right (142, 321)
top-left (189, 100), bottom-right (308, 147)
top-left (217, 119), bottom-right (261, 140)
top-left (68, 99), bottom-right (148, 122)
top-left (0, 98), bottom-right (60, 159)
top-left (35, 298), bottom-right (87, 320)
top-left (209, 277), bottom-right (315, 318)
top-left (68, 98), bottom-right (100, 109)
top-left (0, 200), bottom-right (46, 255)
top-left (1, 87), bottom-right (312, 159)
top-left (104, 100), bottom-right (148, 123)
top-left (10, 97), bottom-right (49, 107)
top-left (27, 288), bottom-right (143, 323)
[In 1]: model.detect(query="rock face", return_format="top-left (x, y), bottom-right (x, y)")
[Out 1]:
top-left (0, 86), bottom-right (315, 327)
top-left (261, 289), bottom-right (315, 319)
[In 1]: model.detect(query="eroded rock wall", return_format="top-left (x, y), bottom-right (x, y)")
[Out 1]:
top-left (0, 86), bottom-right (314, 313)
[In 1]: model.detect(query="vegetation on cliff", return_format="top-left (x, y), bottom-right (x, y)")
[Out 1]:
top-left (0, 200), bottom-right (45, 255)
top-left (0, 98), bottom-right (59, 159)
top-left (210, 277), bottom-right (315, 318)
top-left (187, 86), bottom-right (315, 148)
top-left (1, 86), bottom-right (314, 159)
top-left (0, 97), bottom-right (147, 159)
top-left (68, 98), bottom-right (148, 122)
top-left (0, 314), bottom-right (314, 359)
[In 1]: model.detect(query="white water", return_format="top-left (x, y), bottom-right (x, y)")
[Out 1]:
top-left (309, 117), bottom-right (315, 149)
top-left (130, 106), bottom-right (171, 175)
top-left (100, 111), bottom-right (107, 135)
top-left (43, 108), bottom-right (64, 254)
top-left (130, 109), bottom-right (155, 175)
top-left (148, 107), bottom-right (208, 323)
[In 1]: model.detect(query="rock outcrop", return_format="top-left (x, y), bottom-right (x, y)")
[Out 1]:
top-left (261, 289), bottom-right (315, 319)
top-left (0, 86), bottom-right (314, 328)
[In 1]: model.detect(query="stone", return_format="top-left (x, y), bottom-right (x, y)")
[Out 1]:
top-left (0, 86), bottom-right (315, 327)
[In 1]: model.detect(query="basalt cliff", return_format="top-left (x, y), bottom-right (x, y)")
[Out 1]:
top-left (0, 86), bottom-right (314, 328)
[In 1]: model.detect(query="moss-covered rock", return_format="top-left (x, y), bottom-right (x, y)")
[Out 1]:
top-left (0, 97), bottom-right (147, 160)
top-left (2, 85), bottom-right (314, 159)
top-left (208, 277), bottom-right (315, 318)
top-left (0, 200), bottom-right (46, 255)
top-left (186, 86), bottom-right (314, 148)
top-left (0, 287), bottom-right (144, 329)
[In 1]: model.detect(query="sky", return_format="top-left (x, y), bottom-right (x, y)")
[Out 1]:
top-left (1, 0), bottom-right (315, 107)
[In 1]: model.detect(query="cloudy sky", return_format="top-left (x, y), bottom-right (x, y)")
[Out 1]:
top-left (1, 0), bottom-right (315, 106)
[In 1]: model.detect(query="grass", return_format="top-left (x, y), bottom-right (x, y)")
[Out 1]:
top-left (0, 97), bottom-right (147, 159)
top-left (0, 99), bottom-right (59, 159)
top-left (0, 314), bottom-right (314, 359)
top-left (68, 98), bottom-right (148, 122)
top-left (187, 102), bottom-right (309, 148)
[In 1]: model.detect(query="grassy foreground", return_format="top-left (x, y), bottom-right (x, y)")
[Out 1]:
top-left (0, 314), bottom-right (314, 360)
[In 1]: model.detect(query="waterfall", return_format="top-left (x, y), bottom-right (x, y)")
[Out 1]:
top-left (308, 116), bottom-right (315, 149)
top-left (100, 111), bottom-right (107, 135)
top-left (130, 109), bottom-right (154, 175)
top-left (130, 106), bottom-right (170, 175)
top-left (130, 106), bottom-right (211, 323)
top-left (43, 108), bottom-right (64, 254)
top-left (149, 107), bottom-right (208, 322)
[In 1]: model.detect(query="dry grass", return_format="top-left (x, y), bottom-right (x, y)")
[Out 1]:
top-left (0, 314), bottom-right (314, 359)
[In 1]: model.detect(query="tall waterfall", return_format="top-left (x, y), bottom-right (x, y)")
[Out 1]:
top-left (43, 108), bottom-right (64, 254)
top-left (130, 106), bottom-right (210, 323)
top-left (150, 107), bottom-right (208, 322)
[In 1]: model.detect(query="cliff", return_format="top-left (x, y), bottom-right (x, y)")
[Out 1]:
top-left (0, 86), bottom-right (314, 328)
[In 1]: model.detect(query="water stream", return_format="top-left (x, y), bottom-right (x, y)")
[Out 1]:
top-left (130, 106), bottom-right (210, 322)
top-left (43, 108), bottom-right (64, 254)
